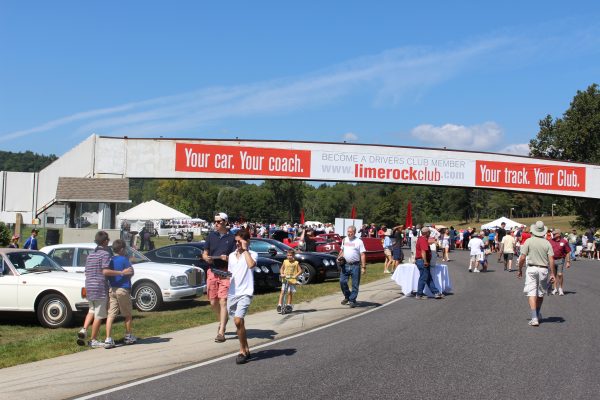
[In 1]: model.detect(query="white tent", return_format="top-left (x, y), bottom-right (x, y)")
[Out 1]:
top-left (481, 216), bottom-right (523, 230)
top-left (117, 200), bottom-right (191, 221)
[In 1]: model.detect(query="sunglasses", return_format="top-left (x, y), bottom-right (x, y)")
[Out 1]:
top-left (214, 220), bottom-right (224, 224)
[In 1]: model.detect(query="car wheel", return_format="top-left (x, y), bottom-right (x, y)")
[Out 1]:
top-left (169, 237), bottom-right (176, 241)
top-left (134, 282), bottom-right (163, 312)
top-left (37, 293), bottom-right (73, 328)
top-left (297, 263), bottom-right (316, 285)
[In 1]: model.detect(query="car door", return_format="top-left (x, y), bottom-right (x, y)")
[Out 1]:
top-left (0, 257), bottom-right (19, 309)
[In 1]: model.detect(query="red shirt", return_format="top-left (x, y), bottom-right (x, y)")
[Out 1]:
top-left (520, 232), bottom-right (531, 245)
top-left (415, 236), bottom-right (431, 262)
top-left (548, 237), bottom-right (569, 259)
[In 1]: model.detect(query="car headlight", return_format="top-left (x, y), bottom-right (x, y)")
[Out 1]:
top-left (253, 266), bottom-right (262, 273)
top-left (323, 259), bottom-right (332, 266)
top-left (261, 266), bottom-right (269, 273)
top-left (170, 275), bottom-right (188, 287)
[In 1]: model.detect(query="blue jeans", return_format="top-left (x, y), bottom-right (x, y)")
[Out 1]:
top-left (569, 244), bottom-right (576, 260)
top-left (416, 259), bottom-right (440, 296)
top-left (340, 263), bottom-right (361, 302)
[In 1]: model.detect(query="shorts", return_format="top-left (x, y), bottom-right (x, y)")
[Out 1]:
top-left (586, 243), bottom-right (593, 251)
top-left (227, 294), bottom-right (252, 319)
top-left (523, 266), bottom-right (549, 297)
top-left (503, 253), bottom-right (514, 261)
top-left (108, 287), bottom-right (133, 318)
top-left (281, 284), bottom-right (297, 294)
top-left (87, 299), bottom-right (108, 319)
top-left (384, 248), bottom-right (392, 257)
top-left (555, 258), bottom-right (566, 274)
top-left (207, 269), bottom-right (231, 300)
top-left (470, 254), bottom-right (483, 262)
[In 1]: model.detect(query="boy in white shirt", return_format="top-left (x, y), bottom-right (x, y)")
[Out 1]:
top-left (227, 229), bottom-right (257, 365)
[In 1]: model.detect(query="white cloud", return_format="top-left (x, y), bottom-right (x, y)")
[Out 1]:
top-left (410, 122), bottom-right (503, 150)
top-left (499, 143), bottom-right (530, 155)
top-left (343, 132), bottom-right (358, 142)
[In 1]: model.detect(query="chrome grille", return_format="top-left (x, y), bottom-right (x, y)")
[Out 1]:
top-left (186, 268), bottom-right (205, 286)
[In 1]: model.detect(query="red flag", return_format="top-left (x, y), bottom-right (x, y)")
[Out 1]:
top-left (405, 201), bottom-right (413, 227)
top-left (350, 204), bottom-right (357, 219)
top-left (300, 209), bottom-right (305, 224)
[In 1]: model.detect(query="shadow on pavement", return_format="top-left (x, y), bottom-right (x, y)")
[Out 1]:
top-left (355, 301), bottom-right (381, 308)
top-left (250, 348), bottom-right (297, 361)
top-left (542, 316), bottom-right (566, 323)
top-left (290, 308), bottom-right (317, 314)
top-left (245, 329), bottom-right (278, 339)
top-left (136, 336), bottom-right (172, 345)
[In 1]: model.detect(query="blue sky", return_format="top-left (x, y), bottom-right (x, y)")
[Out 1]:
top-left (1, 1), bottom-right (599, 156)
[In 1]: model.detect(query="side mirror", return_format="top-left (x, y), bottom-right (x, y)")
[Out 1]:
top-left (268, 248), bottom-right (277, 256)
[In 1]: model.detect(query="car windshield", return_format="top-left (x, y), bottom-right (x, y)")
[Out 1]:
top-left (8, 252), bottom-right (65, 274)
top-left (125, 247), bottom-right (151, 264)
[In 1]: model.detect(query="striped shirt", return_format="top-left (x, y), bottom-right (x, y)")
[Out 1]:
top-left (85, 247), bottom-right (111, 300)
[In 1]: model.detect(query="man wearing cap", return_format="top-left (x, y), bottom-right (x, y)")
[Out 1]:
top-left (548, 229), bottom-right (570, 296)
top-left (415, 227), bottom-right (443, 299)
top-left (203, 212), bottom-right (236, 342)
top-left (517, 221), bottom-right (556, 327)
top-left (24, 229), bottom-right (39, 250)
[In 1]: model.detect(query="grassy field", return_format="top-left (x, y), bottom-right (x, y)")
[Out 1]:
top-left (0, 264), bottom-right (387, 369)
top-left (434, 215), bottom-right (577, 233)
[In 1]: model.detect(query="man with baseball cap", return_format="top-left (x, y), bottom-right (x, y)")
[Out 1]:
top-left (203, 212), bottom-right (236, 342)
top-left (517, 221), bottom-right (556, 326)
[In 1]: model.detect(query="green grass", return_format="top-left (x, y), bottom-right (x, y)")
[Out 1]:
top-left (0, 264), bottom-right (387, 368)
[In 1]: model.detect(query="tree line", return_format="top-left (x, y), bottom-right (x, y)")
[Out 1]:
top-left (129, 178), bottom-right (573, 227)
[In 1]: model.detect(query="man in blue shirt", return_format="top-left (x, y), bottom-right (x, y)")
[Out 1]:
top-left (24, 229), bottom-right (39, 250)
top-left (203, 212), bottom-right (236, 343)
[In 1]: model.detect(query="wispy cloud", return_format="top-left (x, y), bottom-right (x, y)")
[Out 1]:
top-left (0, 36), bottom-right (513, 144)
top-left (3, 22), bottom-right (598, 146)
top-left (411, 122), bottom-right (503, 151)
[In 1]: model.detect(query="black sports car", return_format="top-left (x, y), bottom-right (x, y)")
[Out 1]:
top-left (144, 242), bottom-right (281, 290)
top-left (249, 238), bottom-right (339, 285)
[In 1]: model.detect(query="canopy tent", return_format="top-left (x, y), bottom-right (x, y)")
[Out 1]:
top-left (117, 200), bottom-right (191, 221)
top-left (481, 217), bottom-right (523, 230)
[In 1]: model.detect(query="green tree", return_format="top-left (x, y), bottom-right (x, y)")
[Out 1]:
top-left (529, 83), bottom-right (600, 227)
top-left (0, 222), bottom-right (11, 246)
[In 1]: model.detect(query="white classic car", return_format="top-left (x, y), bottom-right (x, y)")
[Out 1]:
top-left (0, 248), bottom-right (88, 328)
top-left (40, 243), bottom-right (206, 312)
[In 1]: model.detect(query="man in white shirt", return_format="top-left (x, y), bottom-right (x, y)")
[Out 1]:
top-left (468, 232), bottom-right (485, 273)
top-left (337, 226), bottom-right (366, 308)
top-left (499, 231), bottom-right (516, 271)
top-left (227, 229), bottom-right (257, 365)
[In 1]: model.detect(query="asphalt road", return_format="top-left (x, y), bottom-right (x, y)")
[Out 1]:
top-left (88, 250), bottom-right (600, 400)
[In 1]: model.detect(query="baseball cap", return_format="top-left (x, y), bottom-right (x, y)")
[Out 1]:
top-left (214, 212), bottom-right (228, 222)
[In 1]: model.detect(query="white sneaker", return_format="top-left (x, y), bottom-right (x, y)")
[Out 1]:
top-left (558, 288), bottom-right (564, 296)
top-left (468, 267), bottom-right (472, 272)
top-left (551, 288), bottom-right (558, 295)
top-left (528, 318), bottom-right (540, 326)
top-left (89, 339), bottom-right (105, 348)
top-left (104, 337), bottom-right (115, 349)
top-left (474, 268), bottom-right (480, 273)
top-left (124, 334), bottom-right (138, 344)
